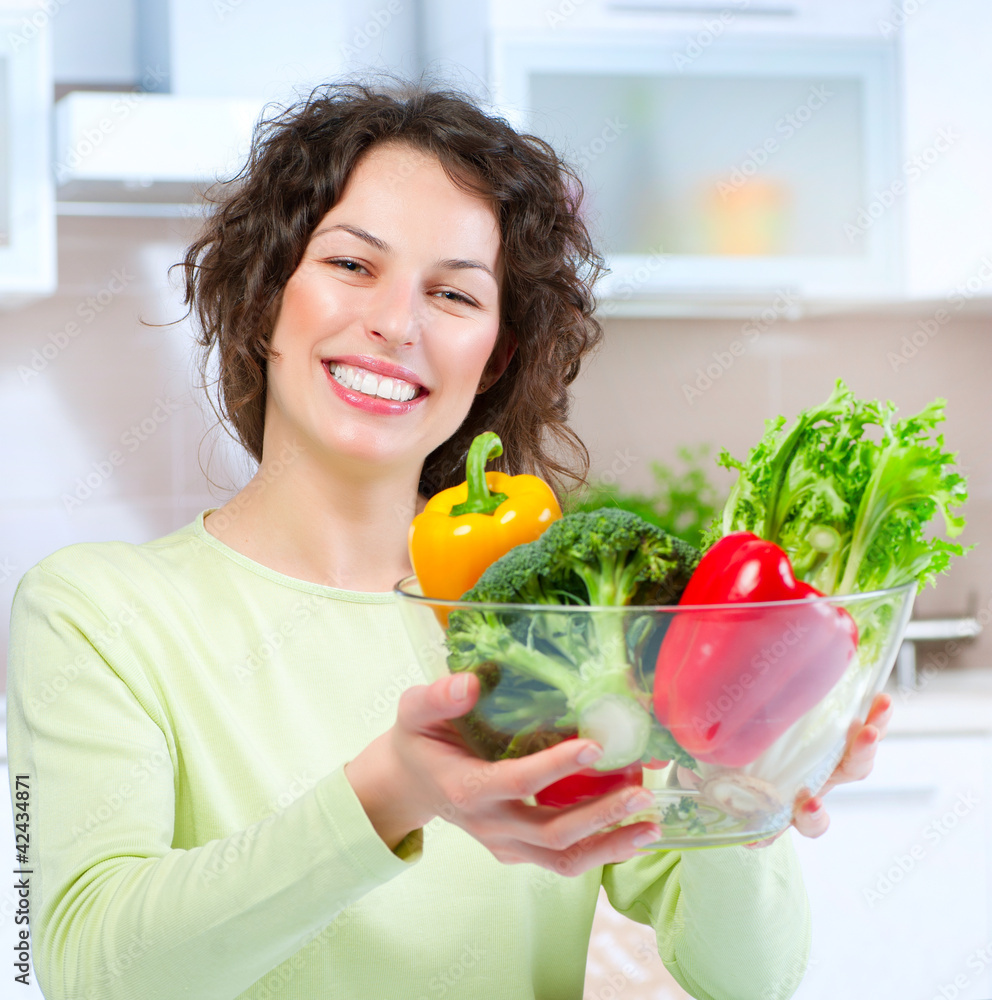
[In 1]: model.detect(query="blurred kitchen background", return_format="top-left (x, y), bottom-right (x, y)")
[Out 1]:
top-left (1, 1), bottom-right (990, 998)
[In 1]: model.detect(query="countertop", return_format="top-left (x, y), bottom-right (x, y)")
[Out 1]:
top-left (884, 667), bottom-right (992, 736)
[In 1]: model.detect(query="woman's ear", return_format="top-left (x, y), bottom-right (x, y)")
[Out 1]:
top-left (478, 329), bottom-right (518, 393)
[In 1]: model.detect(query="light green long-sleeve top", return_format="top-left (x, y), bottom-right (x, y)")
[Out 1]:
top-left (6, 510), bottom-right (811, 1000)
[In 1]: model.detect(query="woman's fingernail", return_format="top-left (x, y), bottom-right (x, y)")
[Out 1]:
top-left (804, 798), bottom-right (823, 816)
top-left (626, 791), bottom-right (654, 814)
top-left (576, 744), bottom-right (603, 766)
top-left (633, 827), bottom-right (660, 848)
top-left (450, 674), bottom-right (470, 701)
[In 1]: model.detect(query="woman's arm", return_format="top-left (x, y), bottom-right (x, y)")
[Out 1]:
top-left (6, 565), bottom-right (422, 1000)
top-left (601, 836), bottom-right (811, 1000)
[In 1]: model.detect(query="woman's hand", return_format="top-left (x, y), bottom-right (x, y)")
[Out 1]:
top-left (744, 692), bottom-right (894, 849)
top-left (344, 673), bottom-right (661, 876)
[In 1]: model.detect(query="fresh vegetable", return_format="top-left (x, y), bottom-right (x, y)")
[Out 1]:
top-left (706, 378), bottom-right (968, 595)
top-left (445, 509), bottom-right (700, 770)
top-left (408, 431), bottom-right (561, 606)
top-left (663, 381), bottom-right (969, 814)
top-left (653, 532), bottom-right (858, 767)
top-left (534, 739), bottom-right (644, 808)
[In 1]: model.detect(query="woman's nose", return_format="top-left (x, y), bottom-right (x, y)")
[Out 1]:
top-left (364, 275), bottom-right (422, 347)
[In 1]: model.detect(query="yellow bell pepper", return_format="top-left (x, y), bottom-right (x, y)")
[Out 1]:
top-left (409, 431), bottom-right (562, 603)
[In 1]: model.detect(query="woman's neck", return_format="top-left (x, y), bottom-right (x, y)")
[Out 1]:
top-left (204, 440), bottom-right (428, 592)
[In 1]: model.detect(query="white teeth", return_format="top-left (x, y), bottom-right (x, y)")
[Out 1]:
top-left (329, 363), bottom-right (419, 402)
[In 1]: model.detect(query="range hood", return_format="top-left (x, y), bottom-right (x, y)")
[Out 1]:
top-left (53, 0), bottom-right (424, 215)
top-left (54, 92), bottom-right (263, 213)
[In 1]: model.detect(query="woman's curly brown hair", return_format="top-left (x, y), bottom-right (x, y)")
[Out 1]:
top-left (180, 77), bottom-right (605, 499)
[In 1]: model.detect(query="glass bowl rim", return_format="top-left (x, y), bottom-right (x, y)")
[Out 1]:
top-left (392, 574), bottom-right (916, 613)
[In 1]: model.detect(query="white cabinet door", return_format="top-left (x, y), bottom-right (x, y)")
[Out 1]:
top-left (902, 0), bottom-right (992, 303)
top-left (792, 733), bottom-right (992, 1000)
top-left (0, 6), bottom-right (56, 304)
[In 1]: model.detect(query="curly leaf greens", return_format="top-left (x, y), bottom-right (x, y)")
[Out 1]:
top-left (705, 378), bottom-right (969, 595)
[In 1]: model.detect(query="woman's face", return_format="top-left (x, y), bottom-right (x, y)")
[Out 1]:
top-left (264, 141), bottom-right (504, 478)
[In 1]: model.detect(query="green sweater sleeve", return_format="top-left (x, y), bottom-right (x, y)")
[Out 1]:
top-left (601, 835), bottom-right (812, 1000)
top-left (6, 564), bottom-right (421, 1000)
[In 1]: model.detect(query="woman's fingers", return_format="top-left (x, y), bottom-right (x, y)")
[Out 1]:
top-left (485, 818), bottom-right (662, 875)
top-left (866, 692), bottom-right (894, 736)
top-left (791, 793), bottom-right (830, 839)
top-left (486, 737), bottom-right (609, 803)
top-left (402, 673), bottom-right (480, 727)
top-left (787, 695), bottom-right (894, 841)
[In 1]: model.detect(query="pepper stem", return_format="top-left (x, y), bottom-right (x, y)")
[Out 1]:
top-left (450, 432), bottom-right (510, 516)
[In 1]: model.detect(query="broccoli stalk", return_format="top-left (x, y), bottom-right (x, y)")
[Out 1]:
top-left (446, 510), bottom-right (700, 771)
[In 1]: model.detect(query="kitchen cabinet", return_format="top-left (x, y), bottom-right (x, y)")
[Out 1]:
top-left (449, 0), bottom-right (992, 315)
top-left (490, 32), bottom-right (900, 312)
top-left (0, 3), bottom-right (55, 305)
top-left (900, 0), bottom-right (992, 303)
top-left (792, 731), bottom-right (992, 1000)
top-left (487, 0), bottom-right (899, 37)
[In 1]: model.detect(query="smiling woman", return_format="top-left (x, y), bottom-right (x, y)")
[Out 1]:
top-left (5, 80), bottom-right (814, 1000)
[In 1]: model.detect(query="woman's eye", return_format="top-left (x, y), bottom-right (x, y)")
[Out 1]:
top-left (325, 258), bottom-right (367, 273)
top-left (435, 289), bottom-right (475, 306)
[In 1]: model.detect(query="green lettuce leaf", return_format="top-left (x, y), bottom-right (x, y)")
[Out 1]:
top-left (705, 379), bottom-right (969, 594)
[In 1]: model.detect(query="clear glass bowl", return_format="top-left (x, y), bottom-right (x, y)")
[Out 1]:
top-left (393, 576), bottom-right (915, 848)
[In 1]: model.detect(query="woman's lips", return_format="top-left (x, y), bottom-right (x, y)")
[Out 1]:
top-left (324, 354), bottom-right (426, 390)
top-left (322, 360), bottom-right (428, 415)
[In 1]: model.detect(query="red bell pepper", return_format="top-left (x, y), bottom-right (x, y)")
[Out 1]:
top-left (653, 532), bottom-right (858, 768)
top-left (534, 738), bottom-right (644, 807)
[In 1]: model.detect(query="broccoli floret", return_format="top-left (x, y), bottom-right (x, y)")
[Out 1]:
top-left (525, 509), bottom-right (700, 607)
top-left (444, 509), bottom-right (700, 770)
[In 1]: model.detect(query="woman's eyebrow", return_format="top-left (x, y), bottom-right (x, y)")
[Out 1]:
top-left (312, 223), bottom-right (388, 252)
top-left (312, 223), bottom-right (497, 283)
top-left (436, 258), bottom-right (498, 283)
